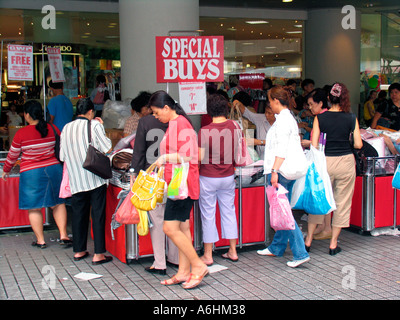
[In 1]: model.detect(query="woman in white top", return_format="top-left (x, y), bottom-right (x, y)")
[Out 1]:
top-left (257, 86), bottom-right (310, 268)
top-left (60, 98), bottom-right (113, 265)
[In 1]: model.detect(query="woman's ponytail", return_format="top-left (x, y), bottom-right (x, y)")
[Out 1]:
top-left (24, 100), bottom-right (48, 138)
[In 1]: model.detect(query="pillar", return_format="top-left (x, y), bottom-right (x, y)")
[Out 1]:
top-left (305, 8), bottom-right (361, 113)
top-left (119, 0), bottom-right (199, 101)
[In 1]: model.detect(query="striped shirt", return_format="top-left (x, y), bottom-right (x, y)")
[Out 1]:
top-left (3, 124), bottom-right (60, 173)
top-left (60, 118), bottom-right (112, 194)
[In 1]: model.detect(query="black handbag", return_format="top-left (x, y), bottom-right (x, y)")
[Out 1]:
top-left (49, 123), bottom-right (61, 163)
top-left (82, 120), bottom-right (112, 179)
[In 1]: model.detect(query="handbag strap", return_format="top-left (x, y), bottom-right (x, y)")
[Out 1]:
top-left (49, 123), bottom-right (59, 138)
top-left (87, 119), bottom-right (92, 144)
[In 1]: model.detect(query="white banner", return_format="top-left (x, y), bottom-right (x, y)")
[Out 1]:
top-left (178, 82), bottom-right (207, 115)
top-left (7, 44), bottom-right (33, 81)
top-left (47, 47), bottom-right (65, 83)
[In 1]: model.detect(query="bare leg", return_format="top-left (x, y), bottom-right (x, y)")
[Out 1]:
top-left (200, 243), bottom-right (214, 265)
top-left (163, 220), bottom-right (206, 280)
top-left (305, 223), bottom-right (318, 247)
top-left (330, 226), bottom-right (342, 249)
top-left (29, 209), bottom-right (45, 244)
top-left (51, 203), bottom-right (70, 240)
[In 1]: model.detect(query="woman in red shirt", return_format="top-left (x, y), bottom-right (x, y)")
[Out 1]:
top-left (151, 90), bottom-right (207, 290)
top-left (2, 100), bottom-right (71, 249)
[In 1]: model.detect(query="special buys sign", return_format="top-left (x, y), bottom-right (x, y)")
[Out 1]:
top-left (156, 36), bottom-right (224, 83)
top-left (7, 44), bottom-right (34, 81)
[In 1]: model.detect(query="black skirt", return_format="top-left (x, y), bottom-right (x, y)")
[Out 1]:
top-left (164, 197), bottom-right (194, 222)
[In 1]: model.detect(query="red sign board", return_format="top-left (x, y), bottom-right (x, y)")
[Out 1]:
top-left (239, 73), bottom-right (265, 90)
top-left (156, 36), bottom-right (224, 83)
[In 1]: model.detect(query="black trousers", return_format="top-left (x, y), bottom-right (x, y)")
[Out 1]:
top-left (71, 184), bottom-right (107, 254)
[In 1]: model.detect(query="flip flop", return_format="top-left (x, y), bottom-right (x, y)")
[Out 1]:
top-left (31, 241), bottom-right (47, 249)
top-left (221, 252), bottom-right (239, 262)
top-left (160, 275), bottom-right (188, 286)
top-left (182, 269), bottom-right (209, 290)
top-left (92, 256), bottom-right (113, 265)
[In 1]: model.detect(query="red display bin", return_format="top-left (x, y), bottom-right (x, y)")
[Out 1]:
top-left (350, 156), bottom-right (400, 232)
top-left (0, 177), bottom-right (47, 230)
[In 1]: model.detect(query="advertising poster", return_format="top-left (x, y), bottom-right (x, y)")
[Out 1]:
top-left (47, 47), bottom-right (65, 83)
top-left (7, 44), bottom-right (34, 81)
top-left (156, 36), bottom-right (224, 83)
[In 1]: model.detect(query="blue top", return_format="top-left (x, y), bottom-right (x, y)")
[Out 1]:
top-left (47, 95), bottom-right (74, 132)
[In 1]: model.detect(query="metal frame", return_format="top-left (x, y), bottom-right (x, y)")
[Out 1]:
top-left (358, 155), bottom-right (400, 232)
top-left (125, 165), bottom-right (269, 262)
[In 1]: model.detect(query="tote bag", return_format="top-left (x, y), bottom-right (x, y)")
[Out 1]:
top-left (131, 162), bottom-right (165, 211)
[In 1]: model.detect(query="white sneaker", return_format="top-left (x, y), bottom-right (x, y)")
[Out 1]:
top-left (257, 248), bottom-right (275, 256)
top-left (287, 256), bottom-right (310, 268)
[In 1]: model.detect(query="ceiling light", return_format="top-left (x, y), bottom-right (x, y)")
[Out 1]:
top-left (294, 24), bottom-right (303, 28)
top-left (227, 28), bottom-right (236, 31)
top-left (282, 0), bottom-right (293, 2)
top-left (242, 42), bottom-right (254, 45)
top-left (245, 20), bottom-right (269, 25)
top-left (265, 46), bottom-right (276, 49)
top-left (286, 31), bottom-right (302, 34)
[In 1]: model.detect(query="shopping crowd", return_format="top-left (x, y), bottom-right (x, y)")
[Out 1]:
top-left (2, 75), bottom-right (400, 290)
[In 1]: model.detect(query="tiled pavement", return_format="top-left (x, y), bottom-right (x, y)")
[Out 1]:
top-left (1, 212), bottom-right (400, 304)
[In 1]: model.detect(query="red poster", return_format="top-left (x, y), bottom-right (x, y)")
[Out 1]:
top-left (155, 36), bottom-right (224, 83)
top-left (239, 73), bottom-right (265, 90)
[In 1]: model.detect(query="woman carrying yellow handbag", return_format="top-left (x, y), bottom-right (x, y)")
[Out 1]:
top-left (150, 90), bottom-right (208, 290)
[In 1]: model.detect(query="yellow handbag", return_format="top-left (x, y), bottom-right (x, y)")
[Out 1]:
top-left (130, 162), bottom-right (165, 211)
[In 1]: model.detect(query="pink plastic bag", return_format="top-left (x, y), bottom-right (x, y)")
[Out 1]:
top-left (116, 191), bottom-right (140, 225)
top-left (266, 184), bottom-right (295, 231)
top-left (59, 162), bottom-right (72, 198)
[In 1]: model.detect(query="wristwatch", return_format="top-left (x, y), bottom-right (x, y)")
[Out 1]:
top-left (271, 168), bottom-right (278, 173)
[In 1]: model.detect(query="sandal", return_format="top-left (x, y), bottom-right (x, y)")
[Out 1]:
top-left (160, 275), bottom-right (188, 286)
top-left (59, 239), bottom-right (73, 248)
top-left (221, 252), bottom-right (239, 262)
top-left (182, 269), bottom-right (209, 290)
top-left (31, 241), bottom-right (47, 249)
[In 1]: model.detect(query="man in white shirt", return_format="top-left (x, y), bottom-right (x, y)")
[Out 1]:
top-left (233, 97), bottom-right (275, 159)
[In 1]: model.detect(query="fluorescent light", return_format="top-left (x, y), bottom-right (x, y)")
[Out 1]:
top-left (294, 24), bottom-right (303, 28)
top-left (242, 42), bottom-right (254, 45)
top-left (265, 46), bottom-right (276, 49)
top-left (282, 0), bottom-right (293, 2)
top-left (286, 31), bottom-right (302, 34)
top-left (245, 20), bottom-right (269, 25)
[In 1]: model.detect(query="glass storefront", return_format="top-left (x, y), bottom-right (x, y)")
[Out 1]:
top-left (360, 13), bottom-right (400, 110)
top-left (0, 8), bottom-right (121, 124)
top-left (200, 17), bottom-right (304, 86)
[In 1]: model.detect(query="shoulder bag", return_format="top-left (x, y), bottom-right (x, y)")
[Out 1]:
top-left (82, 120), bottom-right (113, 179)
top-left (49, 123), bottom-right (61, 163)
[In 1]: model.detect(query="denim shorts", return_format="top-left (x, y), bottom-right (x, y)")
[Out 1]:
top-left (19, 164), bottom-right (65, 210)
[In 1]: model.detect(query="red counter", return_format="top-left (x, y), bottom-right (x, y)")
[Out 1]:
top-left (106, 184), bottom-right (267, 263)
top-left (0, 177), bottom-right (46, 230)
